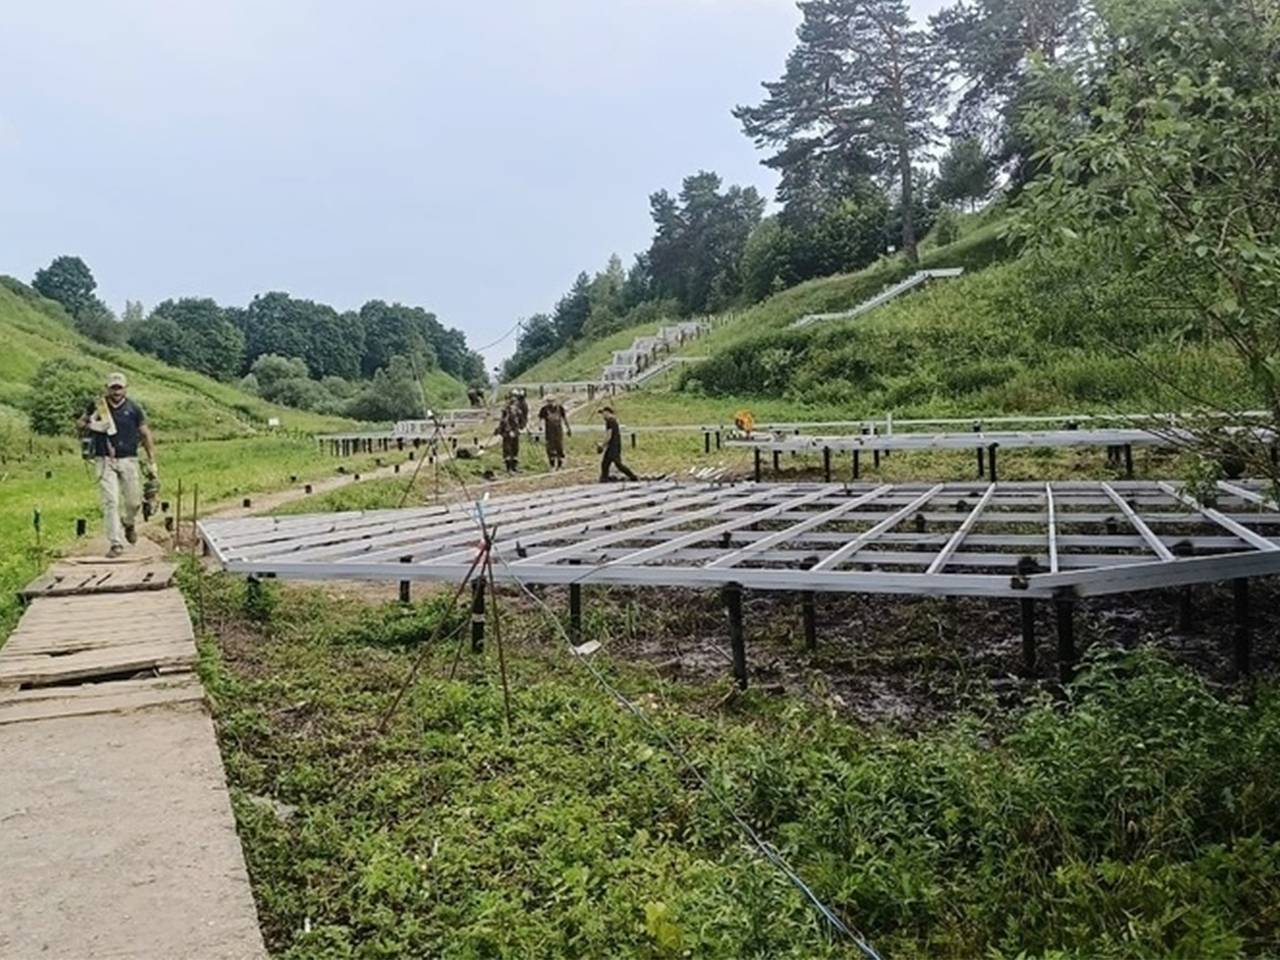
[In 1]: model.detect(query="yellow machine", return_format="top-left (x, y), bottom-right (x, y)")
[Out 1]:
top-left (733, 409), bottom-right (755, 434)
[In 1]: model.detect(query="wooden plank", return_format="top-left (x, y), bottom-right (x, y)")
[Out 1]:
top-left (0, 641), bottom-right (196, 687)
top-left (0, 676), bottom-right (204, 725)
top-left (20, 562), bottom-right (176, 598)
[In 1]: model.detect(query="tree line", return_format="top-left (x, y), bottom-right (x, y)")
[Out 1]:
top-left (29, 255), bottom-right (486, 418)
top-left (501, 0), bottom-right (1085, 379)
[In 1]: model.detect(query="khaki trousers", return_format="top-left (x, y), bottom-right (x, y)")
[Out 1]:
top-left (96, 457), bottom-right (142, 548)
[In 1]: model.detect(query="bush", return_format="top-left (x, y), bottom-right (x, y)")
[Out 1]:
top-left (27, 359), bottom-right (99, 436)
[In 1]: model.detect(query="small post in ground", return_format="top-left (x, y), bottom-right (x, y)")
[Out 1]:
top-left (802, 591), bottom-right (816, 651)
top-left (1233, 578), bottom-right (1251, 679)
top-left (822, 447), bottom-right (832, 482)
top-left (1020, 598), bottom-right (1036, 673)
top-left (988, 444), bottom-right (999, 483)
top-left (569, 582), bottom-right (582, 646)
top-left (725, 582), bottom-right (747, 689)
top-left (399, 556), bottom-right (412, 603)
top-left (1054, 588), bottom-right (1076, 684)
top-left (753, 449), bottom-right (762, 482)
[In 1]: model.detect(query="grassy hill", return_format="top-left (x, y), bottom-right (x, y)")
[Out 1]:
top-left (511, 215), bottom-right (1248, 424)
top-left (0, 278), bottom-right (357, 444)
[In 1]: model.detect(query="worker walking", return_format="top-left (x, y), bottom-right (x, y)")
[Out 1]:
top-left (495, 401), bottom-right (522, 474)
top-left (538, 396), bottom-right (571, 469)
top-left (598, 405), bottom-right (637, 482)
top-left (77, 372), bottom-right (157, 557)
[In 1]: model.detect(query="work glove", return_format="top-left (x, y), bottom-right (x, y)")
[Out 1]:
top-left (145, 461), bottom-right (159, 480)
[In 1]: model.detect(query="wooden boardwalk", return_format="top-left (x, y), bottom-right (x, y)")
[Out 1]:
top-left (0, 555), bottom-right (267, 959)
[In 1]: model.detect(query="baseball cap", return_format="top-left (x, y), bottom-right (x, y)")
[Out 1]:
top-left (106, 372), bottom-right (127, 387)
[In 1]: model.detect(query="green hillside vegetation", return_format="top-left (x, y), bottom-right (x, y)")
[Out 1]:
top-left (0, 278), bottom-right (355, 442)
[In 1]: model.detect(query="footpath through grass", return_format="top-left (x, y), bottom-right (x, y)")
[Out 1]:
top-left (0, 435), bottom-right (391, 640)
top-left (194, 569), bottom-right (1280, 959)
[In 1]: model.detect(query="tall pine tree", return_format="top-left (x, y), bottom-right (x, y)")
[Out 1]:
top-left (736, 0), bottom-right (942, 262)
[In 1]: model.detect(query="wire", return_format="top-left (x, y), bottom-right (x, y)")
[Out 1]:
top-left (417, 445), bottom-right (883, 958)
top-left (472, 319), bottom-right (524, 353)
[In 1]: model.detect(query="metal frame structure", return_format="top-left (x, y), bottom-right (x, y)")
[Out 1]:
top-left (728, 427), bottom-right (1227, 481)
top-left (200, 480), bottom-right (1280, 684)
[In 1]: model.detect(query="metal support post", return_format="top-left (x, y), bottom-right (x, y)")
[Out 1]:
top-left (1020, 598), bottom-right (1036, 673)
top-left (1055, 589), bottom-right (1076, 684)
top-left (989, 444), bottom-right (999, 483)
top-left (1178, 587), bottom-right (1193, 633)
top-left (852, 450), bottom-right (860, 479)
top-left (772, 450), bottom-right (781, 474)
top-left (399, 556), bottom-right (412, 603)
top-left (1124, 443), bottom-right (1134, 478)
top-left (802, 591), bottom-right (816, 651)
top-left (753, 448), bottom-right (762, 482)
top-left (873, 449), bottom-right (880, 470)
top-left (822, 447), bottom-right (832, 482)
top-left (704, 431), bottom-right (711, 454)
top-left (1233, 578), bottom-right (1251, 678)
top-left (725, 583), bottom-right (747, 689)
top-left (977, 446), bottom-right (985, 478)
top-left (569, 583), bottom-right (582, 646)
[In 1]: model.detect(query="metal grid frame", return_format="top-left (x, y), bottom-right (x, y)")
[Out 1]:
top-left (199, 480), bottom-right (1280, 600)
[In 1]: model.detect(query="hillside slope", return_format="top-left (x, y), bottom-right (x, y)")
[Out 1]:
top-left (0, 279), bottom-right (470, 442)
top-left (518, 218), bottom-right (1011, 386)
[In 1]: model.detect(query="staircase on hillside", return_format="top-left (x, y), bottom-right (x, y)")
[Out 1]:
top-left (600, 320), bottom-right (709, 384)
top-left (791, 267), bottom-right (964, 329)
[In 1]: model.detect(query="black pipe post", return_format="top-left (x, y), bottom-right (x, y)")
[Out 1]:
top-left (75, 517), bottom-right (86, 537)
top-left (852, 450), bottom-right (860, 480)
top-left (399, 556), bottom-right (412, 604)
top-left (802, 591), bottom-right (816, 651)
top-left (715, 429), bottom-right (721, 450)
top-left (977, 446), bottom-right (985, 478)
top-left (1233, 578), bottom-right (1251, 678)
top-left (704, 430), bottom-right (711, 454)
top-left (1020, 598), bottom-right (1036, 673)
top-left (753, 448), bottom-right (762, 482)
top-left (631, 431), bottom-right (636, 449)
top-left (873, 449), bottom-right (881, 470)
top-left (1178, 587), bottom-right (1193, 632)
top-left (1124, 444), bottom-right (1134, 478)
top-left (772, 450), bottom-right (781, 475)
top-left (822, 447), bottom-right (832, 482)
top-left (1054, 589), bottom-right (1076, 684)
top-left (725, 583), bottom-right (747, 689)
top-left (988, 444), bottom-right (999, 483)
top-left (569, 583), bottom-right (582, 646)
top-left (470, 580), bottom-right (486, 653)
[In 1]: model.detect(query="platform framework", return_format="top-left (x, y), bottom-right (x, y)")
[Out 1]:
top-left (199, 479), bottom-right (1280, 685)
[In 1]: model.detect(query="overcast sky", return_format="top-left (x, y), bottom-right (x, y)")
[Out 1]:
top-left (0, 0), bottom-right (947, 371)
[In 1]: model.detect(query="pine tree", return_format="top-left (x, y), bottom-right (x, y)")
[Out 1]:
top-left (736, 0), bottom-right (943, 262)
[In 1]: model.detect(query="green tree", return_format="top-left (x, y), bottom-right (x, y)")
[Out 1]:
top-left (344, 357), bottom-right (425, 421)
top-left (647, 171), bottom-right (765, 312)
top-left (1015, 0), bottom-right (1280, 476)
top-left (32, 255), bottom-right (97, 318)
top-left (736, 0), bottom-right (943, 263)
top-left (937, 137), bottom-right (995, 209)
top-left (134, 298), bottom-right (245, 380)
top-left (27, 358), bottom-right (99, 436)
top-left (552, 272), bottom-right (593, 343)
top-left (120, 300), bottom-right (145, 326)
top-left (357, 300), bottom-right (438, 378)
top-left (931, 0), bottom-right (1090, 177)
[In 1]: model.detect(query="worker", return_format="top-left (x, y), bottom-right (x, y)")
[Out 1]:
top-left (467, 385), bottom-right (484, 408)
top-left (513, 389), bottom-right (530, 430)
top-left (598, 405), bottom-right (637, 482)
top-left (538, 396), bottom-right (571, 469)
top-left (495, 401), bottom-right (522, 474)
top-left (76, 372), bottom-right (157, 557)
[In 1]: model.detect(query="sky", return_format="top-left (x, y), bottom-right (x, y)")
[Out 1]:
top-left (0, 0), bottom-right (948, 373)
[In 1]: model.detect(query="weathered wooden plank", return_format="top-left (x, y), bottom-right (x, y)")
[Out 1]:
top-left (19, 562), bottom-right (176, 598)
top-left (0, 676), bottom-right (204, 725)
top-left (0, 641), bottom-right (196, 687)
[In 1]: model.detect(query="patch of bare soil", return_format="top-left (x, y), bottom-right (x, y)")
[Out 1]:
top-left (522, 580), bottom-right (1278, 729)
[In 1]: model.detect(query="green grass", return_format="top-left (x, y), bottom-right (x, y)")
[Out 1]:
top-left (517, 220), bottom-right (1012, 387)
top-left (0, 278), bottom-right (357, 439)
top-left (0, 436), bottom-right (397, 640)
top-left (195, 569), bottom-right (1280, 959)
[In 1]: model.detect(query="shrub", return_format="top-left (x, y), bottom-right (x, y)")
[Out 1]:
top-left (27, 359), bottom-right (99, 436)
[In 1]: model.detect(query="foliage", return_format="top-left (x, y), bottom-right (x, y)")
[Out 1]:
top-left (199, 570), bottom-right (1280, 960)
top-left (130, 297), bottom-right (245, 381)
top-left (26, 358), bottom-right (99, 436)
top-left (342, 356), bottom-right (427, 422)
top-left (32, 255), bottom-right (97, 319)
top-left (1014, 0), bottom-right (1280, 477)
top-left (647, 170), bottom-right (765, 313)
top-left (737, 0), bottom-right (944, 263)
top-left (936, 137), bottom-right (995, 209)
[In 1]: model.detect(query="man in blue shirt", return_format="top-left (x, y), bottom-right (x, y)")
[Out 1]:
top-left (77, 372), bottom-right (158, 557)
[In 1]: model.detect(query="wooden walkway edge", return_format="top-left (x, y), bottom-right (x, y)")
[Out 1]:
top-left (0, 554), bottom-right (267, 959)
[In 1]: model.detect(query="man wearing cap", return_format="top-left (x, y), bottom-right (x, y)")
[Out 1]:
top-left (538, 395), bottom-right (571, 470)
top-left (598, 405), bottom-right (637, 482)
top-left (77, 373), bottom-right (157, 557)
